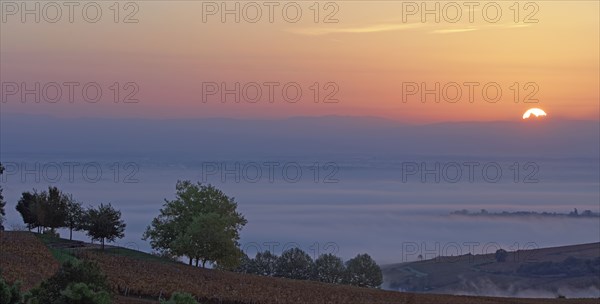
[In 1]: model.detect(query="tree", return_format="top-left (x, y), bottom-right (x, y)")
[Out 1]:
top-left (495, 249), bottom-right (508, 262)
top-left (216, 251), bottom-right (253, 273)
top-left (344, 254), bottom-right (383, 288)
top-left (172, 213), bottom-right (238, 268)
top-left (16, 190), bottom-right (44, 232)
top-left (253, 251), bottom-right (278, 276)
top-left (85, 203), bottom-right (126, 250)
top-left (232, 252), bottom-right (254, 273)
top-left (15, 187), bottom-right (70, 233)
top-left (44, 187), bottom-right (70, 230)
top-left (275, 248), bottom-right (315, 280)
top-left (0, 163), bottom-right (6, 230)
top-left (143, 181), bottom-right (247, 266)
top-left (65, 199), bottom-right (85, 241)
top-left (315, 253), bottom-right (345, 284)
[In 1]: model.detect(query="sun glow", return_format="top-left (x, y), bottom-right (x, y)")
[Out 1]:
top-left (522, 108), bottom-right (547, 119)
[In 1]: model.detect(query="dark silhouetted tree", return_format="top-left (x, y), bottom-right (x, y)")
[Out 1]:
top-left (0, 163), bottom-right (5, 230)
top-left (275, 248), bottom-right (315, 280)
top-left (44, 187), bottom-right (70, 230)
top-left (15, 187), bottom-right (70, 233)
top-left (315, 253), bottom-right (345, 284)
top-left (253, 251), bottom-right (278, 276)
top-left (65, 199), bottom-right (85, 241)
top-left (344, 254), bottom-right (383, 288)
top-left (85, 203), bottom-right (126, 250)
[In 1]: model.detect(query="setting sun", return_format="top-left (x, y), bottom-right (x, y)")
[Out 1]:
top-left (522, 108), bottom-right (548, 119)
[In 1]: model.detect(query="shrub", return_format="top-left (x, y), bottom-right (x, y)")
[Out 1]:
top-left (495, 249), bottom-right (508, 263)
top-left (160, 292), bottom-right (199, 304)
top-left (60, 283), bottom-right (111, 304)
top-left (25, 260), bottom-right (110, 304)
top-left (0, 274), bottom-right (22, 304)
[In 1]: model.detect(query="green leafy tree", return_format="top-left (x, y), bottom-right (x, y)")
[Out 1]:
top-left (253, 251), bottom-right (278, 276)
top-left (495, 249), bottom-right (508, 263)
top-left (275, 248), bottom-right (315, 280)
top-left (160, 292), bottom-right (198, 304)
top-left (344, 254), bottom-right (383, 288)
top-left (315, 253), bottom-right (345, 284)
top-left (26, 260), bottom-right (110, 304)
top-left (214, 250), bottom-right (252, 272)
top-left (173, 213), bottom-right (239, 268)
top-left (0, 272), bottom-right (22, 304)
top-left (85, 203), bottom-right (126, 250)
top-left (143, 181), bottom-right (247, 266)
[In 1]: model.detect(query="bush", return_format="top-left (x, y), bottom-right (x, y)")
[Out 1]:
top-left (25, 260), bottom-right (110, 304)
top-left (495, 249), bottom-right (508, 262)
top-left (60, 283), bottom-right (111, 304)
top-left (43, 229), bottom-right (60, 238)
top-left (0, 274), bottom-right (22, 304)
top-left (160, 292), bottom-right (198, 304)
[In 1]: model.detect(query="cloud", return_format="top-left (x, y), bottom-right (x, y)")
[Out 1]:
top-left (288, 21), bottom-right (530, 36)
top-left (286, 23), bottom-right (424, 36)
top-left (430, 23), bottom-right (532, 34)
top-left (430, 28), bottom-right (478, 34)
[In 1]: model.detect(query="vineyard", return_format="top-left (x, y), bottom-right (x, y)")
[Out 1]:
top-left (1, 232), bottom-right (599, 304)
top-left (0, 231), bottom-right (59, 290)
top-left (79, 250), bottom-right (599, 304)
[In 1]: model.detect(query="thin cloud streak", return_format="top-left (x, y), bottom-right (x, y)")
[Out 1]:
top-left (431, 28), bottom-right (478, 34)
top-left (289, 21), bottom-right (531, 36)
top-left (286, 23), bottom-right (425, 36)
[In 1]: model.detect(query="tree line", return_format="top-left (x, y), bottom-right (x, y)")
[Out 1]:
top-left (1, 166), bottom-right (383, 288)
top-left (142, 180), bottom-right (383, 288)
top-left (227, 249), bottom-right (383, 288)
top-left (14, 186), bottom-right (125, 250)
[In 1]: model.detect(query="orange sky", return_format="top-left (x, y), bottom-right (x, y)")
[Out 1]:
top-left (1, 1), bottom-right (598, 122)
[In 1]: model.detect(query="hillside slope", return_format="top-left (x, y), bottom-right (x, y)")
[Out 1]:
top-left (1, 232), bottom-right (598, 304)
top-left (383, 243), bottom-right (600, 298)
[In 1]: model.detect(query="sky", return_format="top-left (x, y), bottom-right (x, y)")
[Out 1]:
top-left (1, 1), bottom-right (599, 122)
top-left (0, 0), bottom-right (599, 270)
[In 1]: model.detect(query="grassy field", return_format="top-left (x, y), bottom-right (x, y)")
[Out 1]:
top-left (1, 231), bottom-right (598, 304)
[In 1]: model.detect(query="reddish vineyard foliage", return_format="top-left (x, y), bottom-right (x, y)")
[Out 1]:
top-left (0, 231), bottom-right (60, 290)
top-left (80, 251), bottom-right (599, 304)
top-left (1, 232), bottom-right (596, 304)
